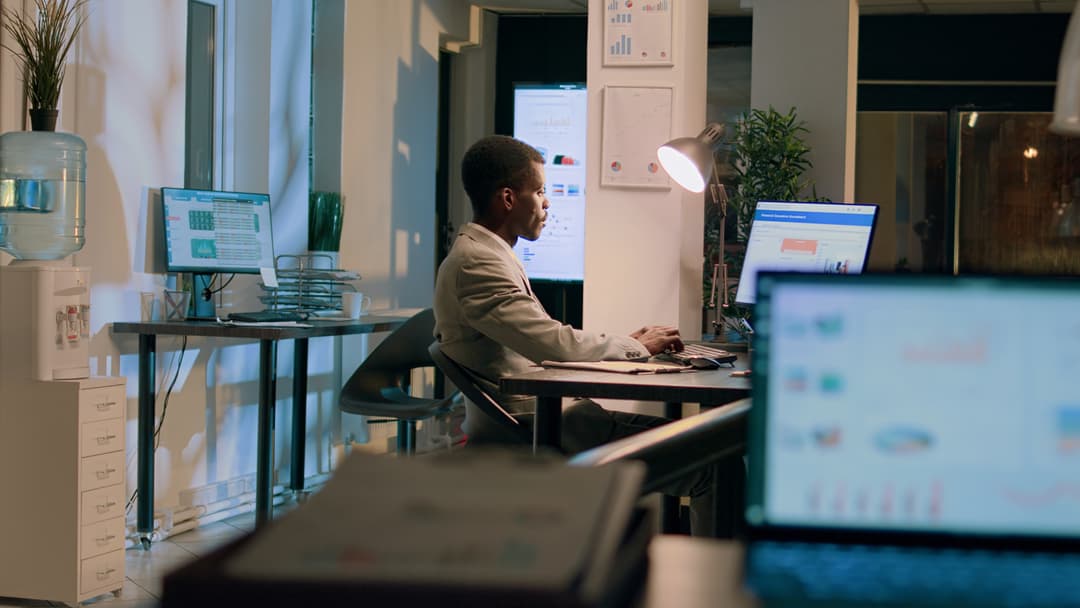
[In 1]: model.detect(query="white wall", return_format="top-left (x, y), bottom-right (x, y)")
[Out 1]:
top-left (583, 0), bottom-right (708, 339)
top-left (447, 8), bottom-right (499, 233)
top-left (338, 0), bottom-right (473, 380)
top-left (750, 0), bottom-right (859, 202)
top-left (0, 0), bottom-right (332, 517)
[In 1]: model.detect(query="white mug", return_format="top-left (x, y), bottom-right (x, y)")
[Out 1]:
top-left (341, 292), bottom-right (372, 318)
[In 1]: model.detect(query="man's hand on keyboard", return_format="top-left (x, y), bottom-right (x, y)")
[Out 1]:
top-left (630, 325), bottom-right (684, 355)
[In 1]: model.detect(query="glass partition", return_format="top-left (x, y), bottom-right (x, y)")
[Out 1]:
top-left (956, 112), bottom-right (1080, 274)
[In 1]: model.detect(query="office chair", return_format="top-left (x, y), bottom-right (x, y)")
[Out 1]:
top-left (339, 309), bottom-right (459, 455)
top-left (427, 342), bottom-right (534, 447)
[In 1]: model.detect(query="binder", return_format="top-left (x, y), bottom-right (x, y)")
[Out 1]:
top-left (162, 450), bottom-right (652, 608)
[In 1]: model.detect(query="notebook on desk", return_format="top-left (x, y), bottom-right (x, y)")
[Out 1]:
top-left (743, 272), bottom-right (1080, 607)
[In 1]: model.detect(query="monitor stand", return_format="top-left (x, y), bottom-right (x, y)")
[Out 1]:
top-left (190, 272), bottom-right (217, 320)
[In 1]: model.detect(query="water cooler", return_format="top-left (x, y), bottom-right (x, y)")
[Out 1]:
top-left (0, 261), bottom-right (90, 381)
top-left (0, 130), bottom-right (90, 382)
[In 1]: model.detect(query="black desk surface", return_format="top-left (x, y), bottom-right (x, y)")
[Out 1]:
top-left (112, 312), bottom-right (410, 340)
top-left (500, 353), bottom-right (752, 405)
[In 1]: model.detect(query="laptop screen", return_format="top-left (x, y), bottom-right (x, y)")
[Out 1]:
top-left (734, 201), bottom-right (879, 305)
top-left (748, 273), bottom-right (1080, 541)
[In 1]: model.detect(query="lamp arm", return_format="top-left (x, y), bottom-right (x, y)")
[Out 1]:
top-left (708, 155), bottom-right (730, 309)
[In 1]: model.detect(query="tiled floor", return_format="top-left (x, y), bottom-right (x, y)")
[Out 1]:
top-left (0, 512), bottom-right (253, 608)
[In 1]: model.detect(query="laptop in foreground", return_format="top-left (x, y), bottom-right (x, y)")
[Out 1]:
top-left (745, 272), bottom-right (1080, 607)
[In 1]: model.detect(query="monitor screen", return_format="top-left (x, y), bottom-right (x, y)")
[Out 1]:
top-left (161, 187), bottom-right (275, 274)
top-left (751, 273), bottom-right (1080, 539)
top-left (734, 201), bottom-right (879, 305)
top-left (511, 82), bottom-right (586, 282)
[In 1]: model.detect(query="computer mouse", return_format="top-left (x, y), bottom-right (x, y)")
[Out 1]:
top-left (688, 357), bottom-right (722, 370)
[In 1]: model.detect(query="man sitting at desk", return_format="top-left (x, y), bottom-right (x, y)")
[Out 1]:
top-left (434, 134), bottom-right (715, 536)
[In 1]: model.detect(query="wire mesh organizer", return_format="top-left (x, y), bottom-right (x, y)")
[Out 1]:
top-left (259, 253), bottom-right (361, 314)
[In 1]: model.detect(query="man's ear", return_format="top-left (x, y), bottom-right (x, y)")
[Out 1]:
top-left (498, 186), bottom-right (515, 211)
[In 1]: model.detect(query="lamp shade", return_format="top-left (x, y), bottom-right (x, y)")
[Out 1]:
top-left (657, 122), bottom-right (725, 193)
top-left (1051, 7), bottom-right (1080, 135)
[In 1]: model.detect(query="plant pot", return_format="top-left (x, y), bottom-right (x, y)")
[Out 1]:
top-left (28, 108), bottom-right (58, 132)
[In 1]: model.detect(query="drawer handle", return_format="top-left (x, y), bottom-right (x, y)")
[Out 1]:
top-left (96, 567), bottom-right (116, 580)
top-left (95, 401), bottom-right (117, 411)
top-left (95, 433), bottom-right (117, 444)
top-left (95, 467), bottom-right (117, 479)
top-left (95, 500), bottom-right (117, 513)
top-left (96, 533), bottom-right (116, 544)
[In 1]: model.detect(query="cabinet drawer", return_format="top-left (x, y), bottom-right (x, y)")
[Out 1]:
top-left (80, 418), bottom-right (124, 457)
top-left (81, 484), bottom-right (125, 525)
top-left (80, 549), bottom-right (124, 595)
top-left (79, 385), bottom-right (124, 423)
top-left (80, 452), bottom-right (124, 491)
top-left (81, 516), bottom-right (125, 558)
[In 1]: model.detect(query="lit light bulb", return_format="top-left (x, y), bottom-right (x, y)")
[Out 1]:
top-left (1023, 146), bottom-right (1039, 159)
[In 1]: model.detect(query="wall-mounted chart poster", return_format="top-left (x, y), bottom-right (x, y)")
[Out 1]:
top-left (601, 85), bottom-right (672, 189)
top-left (603, 0), bottom-right (674, 67)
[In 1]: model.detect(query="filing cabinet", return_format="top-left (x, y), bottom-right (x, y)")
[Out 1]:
top-left (0, 376), bottom-right (127, 604)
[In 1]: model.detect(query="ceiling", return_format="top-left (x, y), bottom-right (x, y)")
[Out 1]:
top-left (475, 0), bottom-right (1076, 15)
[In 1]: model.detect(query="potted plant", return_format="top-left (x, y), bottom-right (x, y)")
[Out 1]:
top-left (1, 0), bottom-right (88, 131)
top-left (705, 106), bottom-right (820, 338)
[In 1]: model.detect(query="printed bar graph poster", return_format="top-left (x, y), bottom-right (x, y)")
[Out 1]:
top-left (601, 85), bottom-right (672, 189)
top-left (603, 0), bottom-right (673, 67)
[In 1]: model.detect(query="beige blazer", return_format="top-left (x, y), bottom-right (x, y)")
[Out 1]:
top-left (433, 223), bottom-right (647, 412)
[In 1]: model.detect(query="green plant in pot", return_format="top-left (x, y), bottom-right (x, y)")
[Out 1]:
top-left (706, 106), bottom-right (820, 337)
top-left (308, 190), bottom-right (344, 253)
top-left (1, 0), bottom-right (88, 131)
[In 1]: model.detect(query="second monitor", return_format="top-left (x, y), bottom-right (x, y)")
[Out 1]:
top-left (734, 200), bottom-right (879, 305)
top-left (161, 187), bottom-right (276, 318)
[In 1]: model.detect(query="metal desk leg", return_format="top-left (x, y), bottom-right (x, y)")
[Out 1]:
top-left (256, 339), bottom-right (277, 528)
top-left (290, 338), bottom-right (309, 493)
top-left (714, 455), bottom-right (747, 539)
top-left (533, 396), bottom-right (562, 453)
top-left (137, 334), bottom-right (156, 547)
top-left (661, 401), bottom-right (682, 534)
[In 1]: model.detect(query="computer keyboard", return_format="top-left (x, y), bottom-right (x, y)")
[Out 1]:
top-left (747, 541), bottom-right (1080, 607)
top-left (659, 343), bottom-right (737, 366)
top-left (227, 310), bottom-right (307, 323)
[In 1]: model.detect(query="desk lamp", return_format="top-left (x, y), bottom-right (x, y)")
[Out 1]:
top-left (657, 123), bottom-right (733, 329)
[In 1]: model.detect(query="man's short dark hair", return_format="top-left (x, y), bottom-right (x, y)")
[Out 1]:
top-left (461, 135), bottom-right (544, 218)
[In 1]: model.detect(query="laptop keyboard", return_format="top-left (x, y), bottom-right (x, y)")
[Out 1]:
top-left (747, 541), bottom-right (1080, 607)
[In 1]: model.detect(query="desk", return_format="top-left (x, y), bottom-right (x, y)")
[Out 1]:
top-left (499, 353), bottom-right (751, 450)
top-left (501, 354), bottom-right (751, 535)
top-left (112, 314), bottom-right (408, 544)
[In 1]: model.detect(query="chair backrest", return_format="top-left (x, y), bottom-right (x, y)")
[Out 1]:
top-left (342, 309), bottom-right (440, 400)
top-left (427, 342), bottom-right (533, 445)
top-left (567, 398), bottom-right (750, 494)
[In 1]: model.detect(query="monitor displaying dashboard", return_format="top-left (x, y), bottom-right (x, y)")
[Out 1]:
top-left (734, 201), bottom-right (879, 305)
top-left (511, 82), bottom-right (586, 282)
top-left (161, 187), bottom-right (275, 274)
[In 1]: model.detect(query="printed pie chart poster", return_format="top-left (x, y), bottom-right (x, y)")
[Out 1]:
top-left (601, 85), bottom-right (672, 189)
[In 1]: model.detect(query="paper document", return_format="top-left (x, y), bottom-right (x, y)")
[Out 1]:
top-left (215, 320), bottom-right (313, 328)
top-left (540, 360), bottom-right (689, 374)
top-left (225, 451), bottom-right (644, 594)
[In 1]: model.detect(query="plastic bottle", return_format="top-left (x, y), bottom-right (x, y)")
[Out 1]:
top-left (0, 131), bottom-right (87, 260)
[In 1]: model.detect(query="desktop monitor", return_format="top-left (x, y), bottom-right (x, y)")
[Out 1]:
top-left (734, 201), bottom-right (879, 305)
top-left (161, 187), bottom-right (275, 318)
top-left (160, 187), bottom-right (275, 274)
top-left (511, 82), bottom-right (586, 283)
